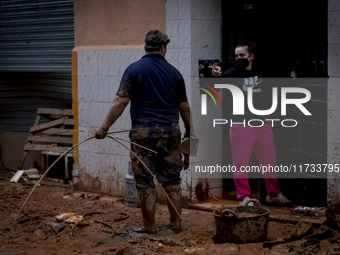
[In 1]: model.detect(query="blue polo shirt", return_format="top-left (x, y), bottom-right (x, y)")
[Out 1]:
top-left (116, 54), bottom-right (188, 138)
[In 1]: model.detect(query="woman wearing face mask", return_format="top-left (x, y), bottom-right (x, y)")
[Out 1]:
top-left (210, 42), bottom-right (291, 206)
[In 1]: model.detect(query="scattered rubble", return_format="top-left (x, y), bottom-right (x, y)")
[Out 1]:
top-left (1, 171), bottom-right (340, 254)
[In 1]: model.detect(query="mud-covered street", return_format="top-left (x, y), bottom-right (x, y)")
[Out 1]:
top-left (0, 0), bottom-right (338, 254)
top-left (0, 170), bottom-right (339, 255)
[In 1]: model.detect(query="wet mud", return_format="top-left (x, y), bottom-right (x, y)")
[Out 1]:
top-left (1, 171), bottom-right (340, 254)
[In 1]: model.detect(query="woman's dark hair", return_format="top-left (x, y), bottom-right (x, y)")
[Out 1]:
top-left (236, 41), bottom-right (257, 55)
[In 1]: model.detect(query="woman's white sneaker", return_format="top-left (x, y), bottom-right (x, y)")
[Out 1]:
top-left (265, 192), bottom-right (292, 205)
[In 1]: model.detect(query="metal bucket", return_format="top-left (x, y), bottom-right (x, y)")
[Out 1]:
top-left (213, 199), bottom-right (269, 244)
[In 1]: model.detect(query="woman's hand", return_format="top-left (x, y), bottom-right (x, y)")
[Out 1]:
top-left (208, 65), bottom-right (222, 77)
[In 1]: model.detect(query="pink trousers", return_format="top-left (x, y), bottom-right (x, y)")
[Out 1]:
top-left (230, 122), bottom-right (280, 200)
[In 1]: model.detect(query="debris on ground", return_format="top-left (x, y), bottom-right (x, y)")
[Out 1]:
top-left (55, 212), bottom-right (74, 222)
top-left (10, 169), bottom-right (41, 185)
top-left (0, 170), bottom-right (339, 254)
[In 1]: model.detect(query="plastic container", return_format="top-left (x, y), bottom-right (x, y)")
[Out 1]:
top-left (46, 222), bottom-right (65, 234)
top-left (125, 161), bottom-right (139, 208)
top-left (291, 207), bottom-right (327, 217)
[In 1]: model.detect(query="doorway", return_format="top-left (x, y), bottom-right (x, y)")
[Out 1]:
top-left (220, 0), bottom-right (328, 206)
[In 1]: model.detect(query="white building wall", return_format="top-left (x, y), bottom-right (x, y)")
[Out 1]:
top-left (74, 0), bottom-right (223, 202)
top-left (75, 48), bottom-right (144, 197)
top-left (166, 0), bottom-right (223, 202)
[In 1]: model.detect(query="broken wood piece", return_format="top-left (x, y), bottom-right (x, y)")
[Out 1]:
top-left (263, 239), bottom-right (285, 248)
top-left (33, 114), bottom-right (42, 126)
top-left (49, 114), bottom-right (65, 119)
top-left (187, 204), bottom-right (214, 212)
top-left (23, 144), bottom-right (71, 153)
top-left (29, 118), bottom-right (64, 133)
top-left (18, 113), bottom-right (42, 169)
top-left (38, 128), bottom-right (73, 136)
top-left (269, 214), bottom-right (326, 226)
top-left (286, 221), bottom-right (313, 240)
top-left (18, 215), bottom-right (40, 224)
top-left (26, 135), bottom-right (73, 144)
top-left (264, 224), bottom-right (334, 249)
top-left (23, 168), bottom-right (39, 175)
top-left (37, 108), bottom-right (73, 116)
top-left (303, 228), bottom-right (334, 241)
top-left (63, 119), bottom-right (74, 126)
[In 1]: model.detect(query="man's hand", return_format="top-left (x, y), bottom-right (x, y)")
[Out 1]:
top-left (184, 129), bottom-right (196, 138)
top-left (183, 153), bottom-right (190, 170)
top-left (95, 96), bottom-right (130, 140)
top-left (95, 127), bottom-right (107, 139)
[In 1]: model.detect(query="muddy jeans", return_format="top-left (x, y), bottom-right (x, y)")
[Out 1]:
top-left (130, 137), bottom-right (183, 189)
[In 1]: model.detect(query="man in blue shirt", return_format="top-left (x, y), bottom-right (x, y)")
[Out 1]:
top-left (95, 30), bottom-right (194, 234)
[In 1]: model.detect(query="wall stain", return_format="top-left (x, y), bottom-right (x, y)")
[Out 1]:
top-left (74, 164), bottom-right (123, 197)
top-left (195, 178), bottom-right (209, 201)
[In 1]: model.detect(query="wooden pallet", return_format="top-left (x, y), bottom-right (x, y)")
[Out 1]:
top-left (18, 108), bottom-right (74, 171)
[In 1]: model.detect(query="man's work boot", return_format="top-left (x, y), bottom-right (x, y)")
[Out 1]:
top-left (165, 184), bottom-right (182, 233)
top-left (132, 188), bottom-right (157, 234)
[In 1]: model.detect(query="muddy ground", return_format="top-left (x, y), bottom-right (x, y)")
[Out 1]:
top-left (1, 170), bottom-right (340, 255)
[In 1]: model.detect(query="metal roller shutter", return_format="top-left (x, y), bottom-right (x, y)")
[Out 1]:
top-left (0, 0), bottom-right (74, 132)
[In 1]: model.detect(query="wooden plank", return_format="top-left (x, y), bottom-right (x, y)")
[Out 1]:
top-left (37, 128), bottom-right (73, 136)
top-left (26, 135), bottom-right (73, 144)
top-left (64, 118), bottom-right (74, 126)
top-left (269, 215), bottom-right (326, 226)
top-left (41, 151), bottom-right (73, 156)
top-left (29, 118), bottom-right (64, 133)
top-left (187, 204), bottom-right (214, 212)
top-left (37, 108), bottom-right (73, 116)
top-left (33, 115), bottom-right (42, 126)
top-left (23, 144), bottom-right (71, 153)
top-left (49, 114), bottom-right (64, 119)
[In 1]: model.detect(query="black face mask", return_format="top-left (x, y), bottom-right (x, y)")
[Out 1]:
top-left (235, 57), bottom-right (250, 70)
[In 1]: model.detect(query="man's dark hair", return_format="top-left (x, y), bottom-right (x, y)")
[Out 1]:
top-left (236, 41), bottom-right (257, 55)
top-left (144, 30), bottom-right (170, 52)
